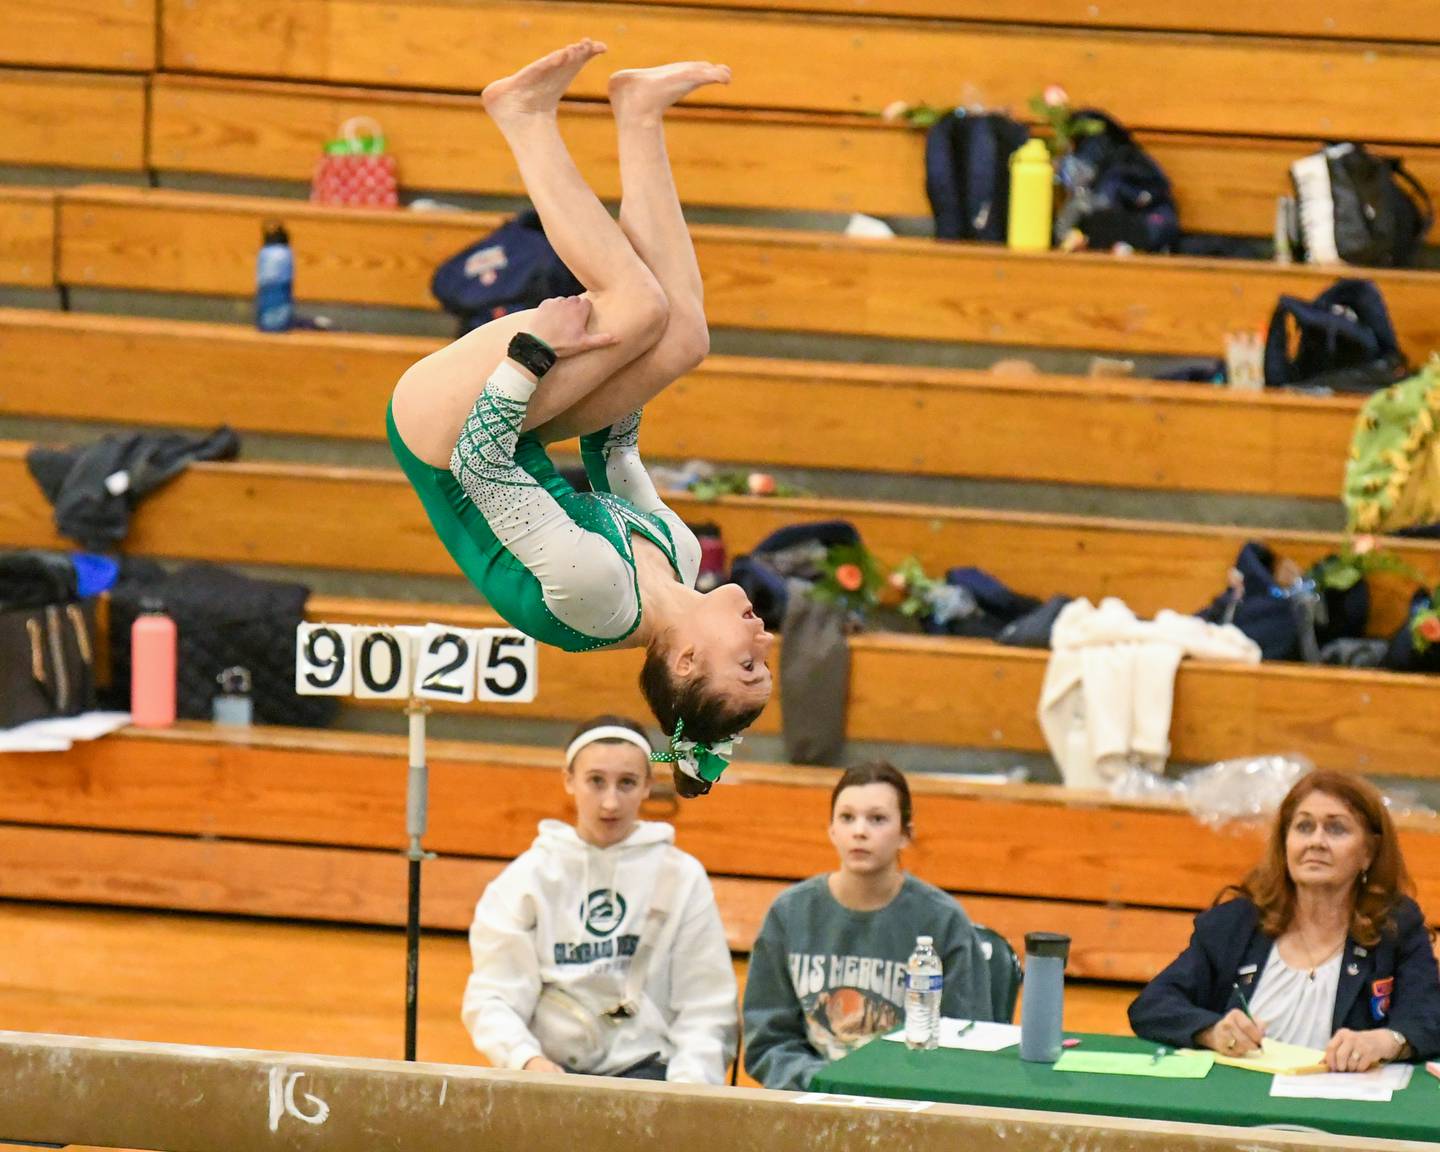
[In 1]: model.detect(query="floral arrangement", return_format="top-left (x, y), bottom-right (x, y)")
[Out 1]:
top-left (1413, 591), bottom-right (1440, 653)
top-left (878, 83), bottom-right (1100, 161)
top-left (1308, 535), bottom-right (1423, 591)
top-left (1027, 85), bottom-right (1103, 159)
top-left (686, 469), bottom-right (806, 502)
top-left (810, 540), bottom-right (888, 611)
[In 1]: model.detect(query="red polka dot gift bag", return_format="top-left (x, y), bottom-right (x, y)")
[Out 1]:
top-left (310, 116), bottom-right (400, 209)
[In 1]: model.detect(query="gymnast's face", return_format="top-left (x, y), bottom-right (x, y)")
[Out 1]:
top-left (675, 582), bottom-right (774, 710)
top-left (564, 741), bottom-right (652, 848)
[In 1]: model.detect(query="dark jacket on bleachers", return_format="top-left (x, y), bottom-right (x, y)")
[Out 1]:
top-left (1128, 895), bottom-right (1440, 1059)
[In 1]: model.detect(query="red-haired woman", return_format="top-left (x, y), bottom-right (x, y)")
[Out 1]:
top-left (1129, 771), bottom-right (1440, 1071)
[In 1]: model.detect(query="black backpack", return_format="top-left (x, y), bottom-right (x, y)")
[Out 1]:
top-left (1290, 142), bottom-right (1434, 268)
top-left (431, 209), bottom-right (583, 334)
top-left (925, 111), bottom-right (1030, 241)
top-left (1057, 110), bottom-right (1179, 253)
top-left (1263, 278), bottom-right (1408, 393)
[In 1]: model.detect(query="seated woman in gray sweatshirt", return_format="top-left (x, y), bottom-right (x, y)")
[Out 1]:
top-left (742, 762), bottom-right (992, 1090)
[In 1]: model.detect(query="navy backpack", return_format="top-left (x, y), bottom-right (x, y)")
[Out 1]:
top-left (925, 111), bottom-right (1030, 242)
top-left (431, 209), bottom-right (584, 334)
top-left (1057, 110), bottom-right (1179, 253)
top-left (1263, 278), bottom-right (1407, 393)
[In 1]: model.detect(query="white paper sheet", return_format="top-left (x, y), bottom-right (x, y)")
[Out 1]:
top-left (1271, 1063), bottom-right (1414, 1103)
top-left (792, 1093), bottom-right (933, 1112)
top-left (882, 1018), bottom-right (1023, 1052)
top-left (0, 711), bottom-right (131, 752)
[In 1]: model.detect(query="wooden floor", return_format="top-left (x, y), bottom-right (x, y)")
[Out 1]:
top-left (0, 901), bottom-right (1137, 1090)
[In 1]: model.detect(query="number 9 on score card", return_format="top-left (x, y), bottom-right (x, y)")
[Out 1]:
top-left (476, 628), bottom-right (538, 703)
top-left (296, 623), bottom-right (354, 696)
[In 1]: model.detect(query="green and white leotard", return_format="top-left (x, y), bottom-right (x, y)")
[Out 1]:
top-left (387, 361), bottom-right (700, 654)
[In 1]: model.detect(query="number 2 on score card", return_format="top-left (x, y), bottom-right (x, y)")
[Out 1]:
top-left (476, 628), bottom-right (538, 703)
top-left (414, 625), bottom-right (479, 703)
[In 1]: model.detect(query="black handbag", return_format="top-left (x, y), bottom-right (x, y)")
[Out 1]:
top-left (1292, 142), bottom-right (1434, 268)
top-left (0, 551), bottom-right (98, 729)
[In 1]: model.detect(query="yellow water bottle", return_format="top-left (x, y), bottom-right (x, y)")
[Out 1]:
top-left (1007, 139), bottom-right (1054, 251)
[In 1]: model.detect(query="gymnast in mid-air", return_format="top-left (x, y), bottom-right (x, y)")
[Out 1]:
top-left (388, 41), bottom-right (771, 797)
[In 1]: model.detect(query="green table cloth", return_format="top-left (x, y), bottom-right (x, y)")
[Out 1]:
top-left (811, 1032), bottom-right (1440, 1143)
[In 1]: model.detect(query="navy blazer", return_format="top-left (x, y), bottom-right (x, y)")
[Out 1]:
top-left (1128, 896), bottom-right (1440, 1058)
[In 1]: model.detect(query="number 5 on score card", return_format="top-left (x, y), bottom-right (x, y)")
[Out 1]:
top-left (476, 629), bottom-right (538, 703)
top-left (414, 625), bottom-right (479, 703)
top-left (296, 623), bottom-right (355, 696)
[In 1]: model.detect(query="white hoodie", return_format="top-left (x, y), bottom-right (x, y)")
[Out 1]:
top-left (461, 819), bottom-right (737, 1083)
top-left (1039, 597), bottom-right (1262, 788)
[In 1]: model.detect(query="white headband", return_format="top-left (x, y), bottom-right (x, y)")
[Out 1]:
top-left (565, 725), bottom-right (654, 768)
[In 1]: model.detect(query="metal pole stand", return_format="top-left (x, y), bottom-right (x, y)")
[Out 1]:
top-left (403, 697), bottom-right (434, 1062)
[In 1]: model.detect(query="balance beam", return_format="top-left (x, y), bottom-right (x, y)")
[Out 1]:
top-left (0, 1031), bottom-right (1410, 1152)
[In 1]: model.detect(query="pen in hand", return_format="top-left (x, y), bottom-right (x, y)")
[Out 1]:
top-left (1230, 982), bottom-right (1266, 1053)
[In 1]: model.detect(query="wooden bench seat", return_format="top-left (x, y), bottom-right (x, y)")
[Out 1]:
top-left (9, 724), bottom-right (1440, 980)
top-left (0, 188), bottom-right (57, 287)
top-left (161, 0), bottom-right (1440, 149)
top-left (0, 309), bottom-right (1366, 500)
top-left (4, 438), bottom-right (1437, 635)
top-left (2, 0), bottom-right (155, 71)
top-left (1, 441), bottom-right (1436, 772)
top-left (596, 0), bottom-right (1440, 44)
top-left (53, 186), bottom-right (1440, 357)
top-left (145, 74), bottom-right (1440, 241)
top-left (0, 68), bottom-right (146, 172)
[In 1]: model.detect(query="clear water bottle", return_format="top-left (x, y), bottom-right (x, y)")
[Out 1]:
top-left (904, 934), bottom-right (943, 1050)
top-left (255, 220), bottom-right (294, 332)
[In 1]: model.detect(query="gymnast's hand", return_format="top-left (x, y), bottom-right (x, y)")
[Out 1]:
top-left (524, 295), bottom-right (618, 359)
top-left (523, 1056), bottom-right (567, 1074)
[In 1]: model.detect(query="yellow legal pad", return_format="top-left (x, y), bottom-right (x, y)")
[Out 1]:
top-left (1053, 1051), bottom-right (1215, 1079)
top-left (1208, 1039), bottom-right (1329, 1076)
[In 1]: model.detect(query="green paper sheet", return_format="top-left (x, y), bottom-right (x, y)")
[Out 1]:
top-left (1053, 1051), bottom-right (1216, 1079)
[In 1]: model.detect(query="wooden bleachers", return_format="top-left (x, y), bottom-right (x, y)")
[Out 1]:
top-left (9, 724), bottom-right (1440, 983)
top-left (596, 0), bottom-right (1440, 44)
top-left (0, 188), bottom-right (56, 287)
top-left (145, 74), bottom-right (1440, 241)
top-left (0, 68), bottom-right (147, 172)
top-left (4, 438), bottom-right (1438, 634)
top-left (52, 185), bottom-right (1440, 357)
top-left (1, 0), bottom-right (156, 72)
top-left (2, 430), bottom-right (1437, 770)
top-left (0, 309), bottom-right (1367, 500)
top-left (161, 0), bottom-right (1440, 150)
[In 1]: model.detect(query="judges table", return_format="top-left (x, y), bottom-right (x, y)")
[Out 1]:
top-left (810, 1032), bottom-right (1440, 1144)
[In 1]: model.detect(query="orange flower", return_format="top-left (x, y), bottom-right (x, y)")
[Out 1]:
top-left (835, 563), bottom-right (865, 592)
top-left (746, 472), bottom-right (777, 496)
top-left (1418, 615), bottom-right (1440, 643)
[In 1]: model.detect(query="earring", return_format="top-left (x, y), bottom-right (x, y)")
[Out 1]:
top-left (1360, 869), bottom-right (1370, 888)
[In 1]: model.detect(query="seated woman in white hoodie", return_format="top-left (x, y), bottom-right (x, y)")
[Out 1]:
top-left (462, 714), bottom-right (737, 1081)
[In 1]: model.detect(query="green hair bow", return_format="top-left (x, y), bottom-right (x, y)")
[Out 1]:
top-left (650, 718), bottom-right (741, 784)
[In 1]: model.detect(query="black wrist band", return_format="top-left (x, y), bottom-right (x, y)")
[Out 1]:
top-left (508, 332), bottom-right (557, 378)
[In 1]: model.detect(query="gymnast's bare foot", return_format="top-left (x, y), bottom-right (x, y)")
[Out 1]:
top-left (483, 40), bottom-right (607, 126)
top-left (608, 62), bottom-right (731, 122)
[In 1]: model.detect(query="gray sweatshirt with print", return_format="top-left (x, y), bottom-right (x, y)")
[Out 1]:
top-left (742, 874), bottom-right (993, 1091)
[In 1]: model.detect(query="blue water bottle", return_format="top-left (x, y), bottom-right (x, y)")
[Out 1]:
top-left (255, 220), bottom-right (294, 332)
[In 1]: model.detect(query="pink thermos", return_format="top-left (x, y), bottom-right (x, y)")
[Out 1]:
top-left (131, 598), bottom-right (177, 727)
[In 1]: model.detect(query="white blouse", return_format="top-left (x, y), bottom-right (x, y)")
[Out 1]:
top-left (1248, 946), bottom-right (1343, 1050)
